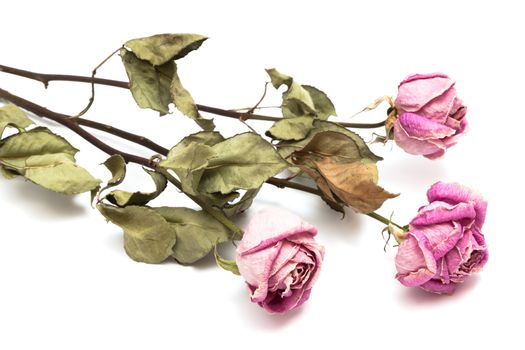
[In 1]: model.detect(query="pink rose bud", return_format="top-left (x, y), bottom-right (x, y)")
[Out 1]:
top-left (395, 182), bottom-right (488, 294)
top-left (394, 73), bottom-right (467, 159)
top-left (236, 208), bottom-right (324, 313)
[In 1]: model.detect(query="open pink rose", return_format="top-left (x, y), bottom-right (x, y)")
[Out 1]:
top-left (395, 182), bottom-right (488, 294)
top-left (236, 208), bottom-right (324, 313)
top-left (394, 73), bottom-right (467, 159)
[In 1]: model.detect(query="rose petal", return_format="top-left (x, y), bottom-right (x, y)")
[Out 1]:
top-left (417, 85), bottom-right (458, 123)
top-left (411, 201), bottom-right (477, 226)
top-left (245, 241), bottom-right (283, 303)
top-left (419, 279), bottom-right (457, 294)
top-left (394, 118), bottom-right (446, 156)
top-left (410, 221), bottom-right (463, 259)
top-left (395, 232), bottom-right (437, 287)
top-left (427, 182), bottom-right (487, 228)
top-left (397, 113), bottom-right (456, 140)
top-left (395, 73), bottom-right (455, 112)
top-left (260, 287), bottom-right (310, 313)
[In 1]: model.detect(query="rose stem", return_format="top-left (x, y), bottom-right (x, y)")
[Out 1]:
top-left (0, 64), bottom-right (395, 228)
top-left (0, 64), bottom-right (386, 129)
top-left (0, 87), bottom-right (242, 239)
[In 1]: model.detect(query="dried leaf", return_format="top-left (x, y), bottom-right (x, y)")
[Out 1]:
top-left (106, 168), bottom-right (167, 207)
top-left (315, 159), bottom-right (398, 213)
top-left (125, 33), bottom-right (207, 66)
top-left (0, 104), bottom-right (33, 137)
top-left (279, 120), bottom-right (382, 162)
top-left (266, 116), bottom-right (314, 141)
top-left (120, 49), bottom-right (174, 115)
top-left (171, 64), bottom-right (214, 130)
top-left (97, 204), bottom-right (177, 263)
top-left (214, 244), bottom-right (240, 275)
top-left (223, 187), bottom-right (261, 217)
top-left (154, 207), bottom-right (230, 264)
top-left (266, 68), bottom-right (335, 119)
top-left (102, 154), bottom-right (126, 188)
top-left (0, 128), bottom-right (100, 194)
top-left (199, 133), bottom-right (288, 194)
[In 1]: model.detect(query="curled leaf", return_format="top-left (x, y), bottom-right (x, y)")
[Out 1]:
top-left (171, 64), bottom-right (214, 130)
top-left (0, 104), bottom-right (33, 138)
top-left (106, 168), bottom-right (167, 207)
top-left (102, 154), bottom-right (126, 188)
top-left (0, 127), bottom-right (100, 194)
top-left (125, 33), bottom-right (208, 66)
top-left (214, 244), bottom-right (240, 275)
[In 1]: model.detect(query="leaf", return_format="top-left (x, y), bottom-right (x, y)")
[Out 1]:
top-left (266, 116), bottom-right (314, 141)
top-left (175, 131), bottom-right (225, 147)
top-left (106, 168), bottom-right (167, 207)
top-left (171, 64), bottom-right (214, 130)
top-left (223, 187), bottom-right (260, 217)
top-left (214, 244), bottom-right (240, 275)
top-left (0, 104), bottom-right (33, 138)
top-left (159, 140), bottom-right (215, 195)
top-left (125, 33), bottom-right (208, 66)
top-left (278, 120), bottom-right (382, 162)
top-left (199, 133), bottom-right (288, 194)
top-left (161, 132), bottom-right (287, 195)
top-left (154, 207), bottom-right (230, 264)
top-left (266, 68), bottom-right (335, 119)
top-left (0, 128), bottom-right (100, 194)
top-left (102, 154), bottom-right (126, 188)
top-left (315, 159), bottom-right (398, 213)
top-left (302, 85), bottom-right (336, 120)
top-left (120, 49), bottom-right (174, 115)
top-left (97, 204), bottom-right (177, 263)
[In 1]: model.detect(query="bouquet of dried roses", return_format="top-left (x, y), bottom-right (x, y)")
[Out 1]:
top-left (0, 33), bottom-right (488, 313)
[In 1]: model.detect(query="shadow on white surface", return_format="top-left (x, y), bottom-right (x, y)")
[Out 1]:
top-left (233, 285), bottom-right (305, 329)
top-left (380, 153), bottom-right (448, 188)
top-left (0, 178), bottom-right (86, 219)
top-left (398, 275), bottom-right (480, 306)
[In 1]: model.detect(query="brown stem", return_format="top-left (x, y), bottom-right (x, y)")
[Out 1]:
top-left (0, 64), bottom-right (386, 129)
top-left (0, 87), bottom-right (151, 167)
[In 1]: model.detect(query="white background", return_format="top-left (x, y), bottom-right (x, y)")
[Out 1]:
top-left (1, 1), bottom-right (523, 349)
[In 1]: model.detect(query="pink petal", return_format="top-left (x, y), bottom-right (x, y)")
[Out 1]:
top-left (427, 182), bottom-right (488, 228)
top-left (417, 85), bottom-right (458, 123)
top-left (411, 201), bottom-right (477, 226)
top-left (397, 113), bottom-right (456, 140)
top-left (395, 73), bottom-right (455, 112)
top-left (410, 222), bottom-right (463, 259)
top-left (393, 118), bottom-right (445, 156)
top-left (260, 287), bottom-right (310, 313)
top-left (395, 232), bottom-right (437, 287)
top-left (419, 279), bottom-right (457, 294)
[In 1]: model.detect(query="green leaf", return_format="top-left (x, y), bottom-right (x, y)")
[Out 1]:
top-left (278, 120), bottom-right (382, 162)
top-left (171, 64), bottom-right (214, 130)
top-left (120, 49), bottom-right (174, 115)
top-left (0, 128), bottom-right (100, 194)
top-left (161, 132), bottom-right (286, 195)
top-left (303, 85), bottom-right (336, 120)
top-left (106, 168), bottom-right (167, 207)
top-left (199, 133), bottom-right (288, 194)
top-left (266, 68), bottom-right (335, 120)
top-left (102, 154), bottom-right (126, 188)
top-left (97, 204), bottom-right (177, 263)
top-left (214, 244), bottom-right (240, 275)
top-left (266, 116), bottom-right (314, 141)
top-left (0, 104), bottom-right (33, 138)
top-left (175, 131), bottom-right (225, 147)
top-left (154, 207), bottom-right (230, 264)
top-left (223, 187), bottom-right (260, 217)
top-left (125, 33), bottom-right (208, 66)
top-left (159, 140), bottom-right (215, 195)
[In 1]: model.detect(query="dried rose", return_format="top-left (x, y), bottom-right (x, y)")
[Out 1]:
top-left (394, 73), bottom-right (467, 159)
top-left (236, 208), bottom-right (324, 313)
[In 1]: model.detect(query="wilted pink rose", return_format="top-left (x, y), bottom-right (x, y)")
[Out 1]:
top-left (236, 208), bottom-right (324, 313)
top-left (394, 73), bottom-right (467, 159)
top-left (395, 182), bottom-right (488, 294)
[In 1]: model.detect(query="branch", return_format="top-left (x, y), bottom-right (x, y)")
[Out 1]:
top-left (0, 64), bottom-right (386, 129)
